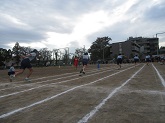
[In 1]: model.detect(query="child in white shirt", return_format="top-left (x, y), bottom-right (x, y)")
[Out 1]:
top-left (8, 63), bottom-right (15, 82)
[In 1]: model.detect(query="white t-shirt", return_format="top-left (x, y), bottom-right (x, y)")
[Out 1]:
top-left (117, 55), bottom-right (122, 59)
top-left (145, 55), bottom-right (150, 59)
top-left (134, 56), bottom-right (139, 59)
top-left (25, 52), bottom-right (37, 61)
top-left (83, 54), bottom-right (89, 60)
top-left (8, 66), bottom-right (15, 72)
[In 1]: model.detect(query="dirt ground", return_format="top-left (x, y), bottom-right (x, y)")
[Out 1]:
top-left (0, 62), bottom-right (165, 123)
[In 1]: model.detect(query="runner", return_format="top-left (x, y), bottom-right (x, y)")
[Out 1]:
top-left (145, 54), bottom-right (150, 66)
top-left (14, 49), bottom-right (38, 82)
top-left (117, 53), bottom-right (123, 69)
top-left (133, 55), bottom-right (139, 66)
top-left (79, 52), bottom-right (89, 76)
top-left (73, 56), bottom-right (79, 70)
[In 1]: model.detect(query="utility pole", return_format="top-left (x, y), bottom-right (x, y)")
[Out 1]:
top-left (119, 43), bottom-right (122, 54)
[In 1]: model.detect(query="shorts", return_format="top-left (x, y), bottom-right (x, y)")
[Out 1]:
top-left (20, 58), bottom-right (32, 69)
top-left (82, 59), bottom-right (88, 66)
top-left (117, 58), bottom-right (122, 65)
top-left (134, 59), bottom-right (139, 63)
top-left (146, 58), bottom-right (150, 62)
top-left (8, 71), bottom-right (15, 76)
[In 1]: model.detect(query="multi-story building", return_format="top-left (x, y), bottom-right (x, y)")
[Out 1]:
top-left (128, 37), bottom-right (159, 56)
top-left (111, 40), bottom-right (140, 59)
top-left (110, 36), bottom-right (158, 60)
top-left (159, 46), bottom-right (165, 54)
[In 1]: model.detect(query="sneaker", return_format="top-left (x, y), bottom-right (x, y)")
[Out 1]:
top-left (9, 75), bottom-right (13, 82)
top-left (24, 78), bottom-right (31, 82)
top-left (10, 75), bottom-right (13, 79)
top-left (80, 69), bottom-right (83, 73)
top-left (10, 74), bottom-right (15, 78)
top-left (9, 75), bottom-right (15, 82)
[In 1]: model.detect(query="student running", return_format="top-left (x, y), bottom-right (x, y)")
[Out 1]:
top-left (14, 49), bottom-right (38, 82)
top-left (117, 53), bottom-right (123, 69)
top-left (73, 56), bottom-right (79, 70)
top-left (80, 52), bottom-right (90, 75)
top-left (133, 55), bottom-right (139, 66)
top-left (145, 54), bottom-right (150, 65)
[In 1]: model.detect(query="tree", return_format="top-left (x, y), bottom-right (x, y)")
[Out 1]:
top-left (7, 49), bottom-right (12, 59)
top-left (12, 42), bottom-right (21, 65)
top-left (88, 36), bottom-right (112, 62)
top-left (4, 49), bottom-right (12, 63)
top-left (52, 49), bottom-right (60, 65)
top-left (39, 48), bottom-right (52, 66)
top-left (75, 48), bottom-right (84, 58)
top-left (0, 48), bottom-right (7, 66)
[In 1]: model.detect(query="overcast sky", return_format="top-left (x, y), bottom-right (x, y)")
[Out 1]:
top-left (0, 0), bottom-right (165, 53)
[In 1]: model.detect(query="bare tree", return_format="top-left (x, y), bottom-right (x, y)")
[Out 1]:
top-left (39, 48), bottom-right (52, 66)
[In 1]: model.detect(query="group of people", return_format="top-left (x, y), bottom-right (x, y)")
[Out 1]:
top-left (73, 53), bottom-right (90, 75)
top-left (8, 51), bottom-right (90, 82)
top-left (8, 49), bottom-right (38, 82)
top-left (8, 50), bottom-right (153, 82)
top-left (116, 53), bottom-right (151, 69)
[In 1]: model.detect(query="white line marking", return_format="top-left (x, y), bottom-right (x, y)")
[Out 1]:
top-left (111, 89), bottom-right (165, 95)
top-left (0, 66), bottom-right (132, 99)
top-left (0, 67), bottom-right (112, 91)
top-left (152, 64), bottom-right (165, 87)
top-left (0, 66), bottom-right (111, 85)
top-left (77, 65), bottom-right (145, 123)
top-left (0, 65), bottom-right (136, 118)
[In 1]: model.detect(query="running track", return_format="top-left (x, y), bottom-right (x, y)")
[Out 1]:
top-left (0, 63), bottom-right (164, 123)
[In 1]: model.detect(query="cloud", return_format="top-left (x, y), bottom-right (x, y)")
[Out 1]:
top-left (144, 0), bottom-right (165, 21)
top-left (0, 0), bottom-right (165, 53)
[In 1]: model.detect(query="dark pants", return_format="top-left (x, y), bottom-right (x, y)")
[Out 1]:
top-left (8, 71), bottom-right (15, 76)
top-left (117, 58), bottom-right (122, 65)
top-left (20, 58), bottom-right (32, 69)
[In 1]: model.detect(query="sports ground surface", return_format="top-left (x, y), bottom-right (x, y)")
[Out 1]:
top-left (0, 63), bottom-right (165, 123)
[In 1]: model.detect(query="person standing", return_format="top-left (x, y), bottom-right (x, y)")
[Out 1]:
top-left (73, 56), bottom-right (79, 69)
top-left (14, 49), bottom-right (38, 82)
top-left (117, 53), bottom-right (123, 69)
top-left (80, 52), bottom-right (89, 74)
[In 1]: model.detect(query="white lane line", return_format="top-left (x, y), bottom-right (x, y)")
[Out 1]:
top-left (0, 72), bottom-right (74, 86)
top-left (0, 65), bottom-right (135, 118)
top-left (0, 67), bottom-right (112, 92)
top-left (116, 88), bottom-right (165, 95)
top-left (0, 66), bottom-right (130, 99)
top-left (152, 64), bottom-right (165, 87)
top-left (77, 65), bottom-right (145, 123)
top-left (0, 66), bottom-right (110, 86)
top-left (0, 68), bottom-right (111, 98)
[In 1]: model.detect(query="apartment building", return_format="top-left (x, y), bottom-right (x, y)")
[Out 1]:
top-left (128, 37), bottom-right (159, 55)
top-left (110, 37), bottom-right (159, 60)
top-left (159, 46), bottom-right (165, 54)
top-left (111, 40), bottom-right (140, 59)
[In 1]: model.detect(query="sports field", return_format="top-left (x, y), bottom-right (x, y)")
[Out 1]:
top-left (0, 63), bottom-right (165, 123)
